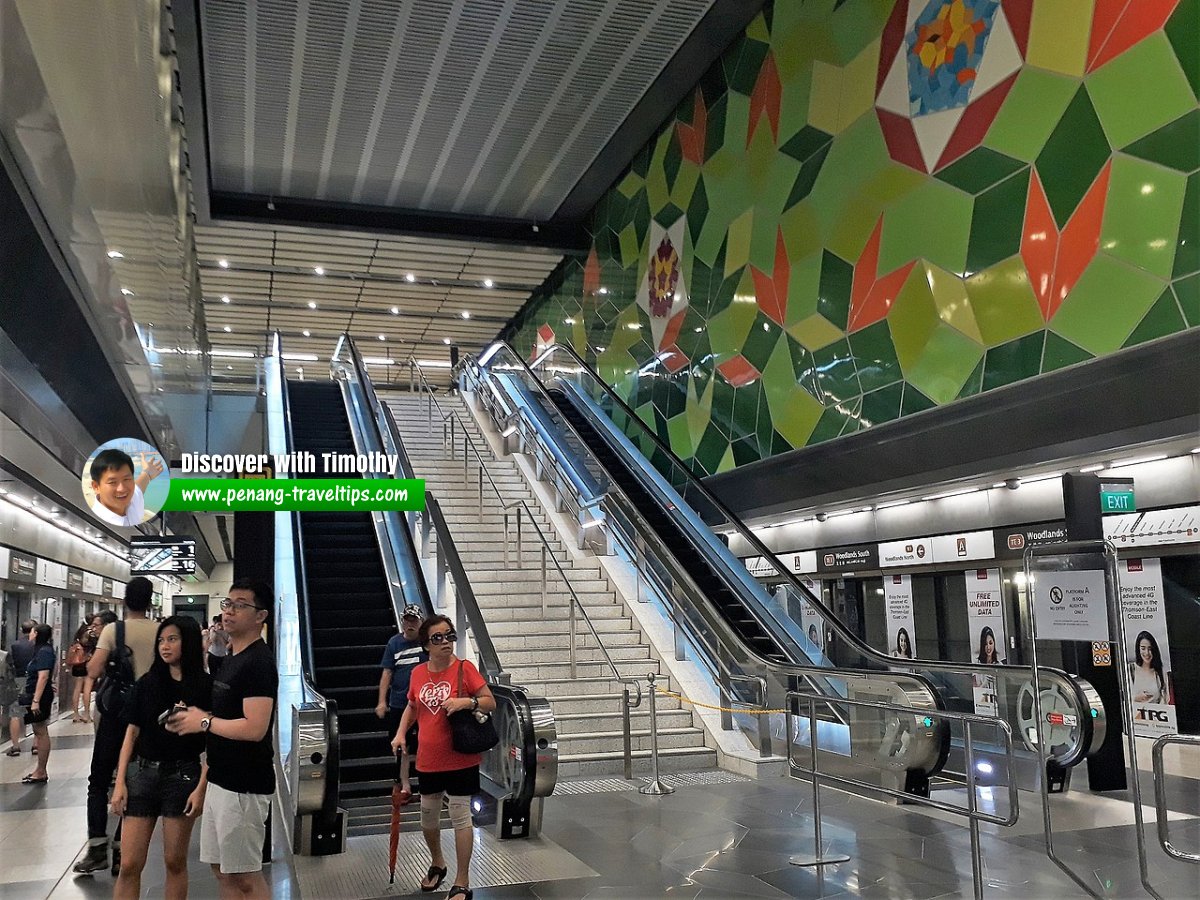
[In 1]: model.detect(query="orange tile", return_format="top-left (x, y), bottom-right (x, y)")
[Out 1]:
top-left (748, 53), bottom-right (782, 146)
top-left (1087, 0), bottom-right (1177, 72)
top-left (1021, 169), bottom-right (1059, 320)
top-left (1052, 161), bottom-right (1111, 314)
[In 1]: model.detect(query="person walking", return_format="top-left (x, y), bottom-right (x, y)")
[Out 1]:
top-left (5, 620), bottom-right (37, 757)
top-left (67, 616), bottom-right (102, 722)
top-left (168, 578), bottom-right (277, 900)
top-left (110, 616), bottom-right (212, 899)
top-left (376, 604), bottom-right (428, 803)
top-left (205, 615), bottom-right (230, 675)
top-left (390, 615), bottom-right (495, 899)
top-left (21, 624), bottom-right (56, 783)
top-left (75, 577), bottom-right (160, 876)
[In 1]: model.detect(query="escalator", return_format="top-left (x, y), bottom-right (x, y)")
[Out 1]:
top-left (546, 387), bottom-right (790, 665)
top-left (286, 381), bottom-right (398, 824)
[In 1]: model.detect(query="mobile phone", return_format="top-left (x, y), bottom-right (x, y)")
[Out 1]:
top-left (158, 704), bottom-right (188, 726)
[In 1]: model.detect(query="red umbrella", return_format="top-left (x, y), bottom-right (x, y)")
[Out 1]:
top-left (388, 750), bottom-right (412, 884)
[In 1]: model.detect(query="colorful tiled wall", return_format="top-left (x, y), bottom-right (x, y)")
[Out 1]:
top-left (508, 0), bottom-right (1199, 477)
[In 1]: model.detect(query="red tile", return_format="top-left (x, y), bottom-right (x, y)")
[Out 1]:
top-left (749, 53), bottom-right (782, 146)
top-left (660, 343), bottom-right (690, 374)
top-left (849, 215), bottom-right (915, 333)
top-left (717, 354), bottom-right (762, 388)
top-left (1088, 0), bottom-right (1131, 68)
top-left (1052, 161), bottom-right (1111, 315)
top-left (1087, 0), bottom-right (1178, 72)
top-left (751, 228), bottom-right (790, 326)
top-left (934, 72), bottom-right (1018, 171)
top-left (660, 308), bottom-right (688, 350)
top-left (583, 248), bottom-right (601, 295)
top-left (1001, 0), bottom-right (1034, 55)
top-left (1021, 169), bottom-right (1059, 320)
top-left (677, 92), bottom-right (707, 165)
top-left (877, 109), bottom-right (927, 172)
top-left (878, 0), bottom-right (910, 94)
top-left (537, 324), bottom-right (555, 344)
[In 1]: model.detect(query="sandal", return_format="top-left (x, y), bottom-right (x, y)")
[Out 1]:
top-left (447, 887), bottom-right (473, 900)
top-left (420, 865), bottom-right (447, 892)
top-left (21, 774), bottom-right (48, 784)
top-left (4, 747), bottom-right (20, 756)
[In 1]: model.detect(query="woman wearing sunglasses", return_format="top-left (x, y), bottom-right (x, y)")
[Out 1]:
top-left (390, 615), bottom-right (495, 899)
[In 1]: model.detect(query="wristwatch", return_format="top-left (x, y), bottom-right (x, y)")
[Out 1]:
top-left (200, 716), bottom-right (212, 732)
top-left (471, 697), bottom-right (479, 711)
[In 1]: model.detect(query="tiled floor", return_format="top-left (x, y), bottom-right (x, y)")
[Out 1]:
top-left (2, 716), bottom-right (1196, 898)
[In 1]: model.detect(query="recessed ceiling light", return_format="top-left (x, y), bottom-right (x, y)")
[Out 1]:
top-left (391, 306), bottom-right (400, 315)
top-left (378, 334), bottom-right (386, 341)
top-left (223, 325), bottom-right (232, 333)
top-left (302, 330), bottom-right (311, 337)
top-left (226, 365), bottom-right (233, 370)
top-left (308, 301), bottom-right (317, 309)
top-left (483, 279), bottom-right (494, 288)
top-left (1079, 463), bottom-right (1105, 473)
top-left (442, 338), bottom-right (451, 345)
top-left (314, 266), bottom-right (325, 276)
top-left (218, 258), bottom-right (229, 268)
top-left (461, 311), bottom-right (470, 319)
top-left (107, 250), bottom-right (124, 259)
top-left (405, 273), bottom-right (416, 283)
top-left (565, 318), bottom-right (576, 325)
top-left (221, 295), bottom-right (231, 303)
top-left (598, 287), bottom-right (608, 295)
top-left (121, 288), bottom-right (134, 296)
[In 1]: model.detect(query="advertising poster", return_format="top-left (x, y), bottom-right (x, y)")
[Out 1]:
top-left (884, 574), bottom-right (917, 659)
top-left (965, 568), bottom-right (1007, 715)
top-left (1120, 559), bottom-right (1177, 737)
top-left (797, 575), bottom-right (825, 653)
top-left (1035, 569), bottom-right (1108, 640)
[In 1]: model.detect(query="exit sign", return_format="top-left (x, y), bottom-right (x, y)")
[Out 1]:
top-left (1100, 483), bottom-right (1135, 513)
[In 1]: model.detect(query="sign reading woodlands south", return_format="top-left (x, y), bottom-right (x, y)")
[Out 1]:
top-left (816, 545), bottom-right (878, 574)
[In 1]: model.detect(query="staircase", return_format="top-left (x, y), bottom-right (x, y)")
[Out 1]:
top-left (385, 390), bottom-right (716, 778)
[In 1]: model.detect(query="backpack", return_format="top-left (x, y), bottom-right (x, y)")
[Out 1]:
top-left (0, 649), bottom-right (17, 709)
top-left (96, 621), bottom-right (136, 717)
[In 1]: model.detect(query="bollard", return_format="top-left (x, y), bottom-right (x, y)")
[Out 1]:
top-left (638, 673), bottom-right (675, 795)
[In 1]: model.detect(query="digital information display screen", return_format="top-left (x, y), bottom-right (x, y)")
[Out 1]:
top-left (130, 536), bottom-right (196, 575)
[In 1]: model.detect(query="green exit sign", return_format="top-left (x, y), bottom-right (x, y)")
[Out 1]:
top-left (1100, 485), bottom-right (1135, 513)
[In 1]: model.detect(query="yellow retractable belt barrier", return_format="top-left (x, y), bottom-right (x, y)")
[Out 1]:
top-left (654, 685), bottom-right (788, 715)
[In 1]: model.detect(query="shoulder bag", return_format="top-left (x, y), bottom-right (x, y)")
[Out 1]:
top-left (448, 661), bottom-right (499, 754)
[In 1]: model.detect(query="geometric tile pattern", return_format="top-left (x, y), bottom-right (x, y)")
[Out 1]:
top-left (507, 0), bottom-right (1200, 478)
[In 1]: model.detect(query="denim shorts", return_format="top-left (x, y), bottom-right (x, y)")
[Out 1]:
top-left (126, 757), bottom-right (202, 818)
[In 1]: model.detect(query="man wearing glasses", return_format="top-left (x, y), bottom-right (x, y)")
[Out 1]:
top-left (168, 579), bottom-right (277, 900)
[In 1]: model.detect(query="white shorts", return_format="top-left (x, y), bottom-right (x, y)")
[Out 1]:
top-left (199, 782), bottom-right (271, 874)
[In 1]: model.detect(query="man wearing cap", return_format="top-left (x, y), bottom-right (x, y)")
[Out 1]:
top-left (376, 605), bottom-right (428, 802)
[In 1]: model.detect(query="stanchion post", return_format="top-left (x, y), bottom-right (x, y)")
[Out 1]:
top-left (964, 719), bottom-right (984, 900)
top-left (622, 687), bottom-right (633, 781)
top-left (638, 673), bottom-right (675, 795)
top-left (789, 696), bottom-right (850, 868)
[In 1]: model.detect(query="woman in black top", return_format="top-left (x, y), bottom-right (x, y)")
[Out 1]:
top-left (21, 624), bottom-right (55, 784)
top-left (110, 616), bottom-right (212, 900)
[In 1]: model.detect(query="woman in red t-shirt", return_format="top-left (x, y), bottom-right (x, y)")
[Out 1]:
top-left (390, 615), bottom-right (495, 899)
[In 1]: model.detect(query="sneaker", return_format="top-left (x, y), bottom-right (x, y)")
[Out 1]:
top-left (72, 845), bottom-right (108, 874)
top-left (111, 845), bottom-right (121, 877)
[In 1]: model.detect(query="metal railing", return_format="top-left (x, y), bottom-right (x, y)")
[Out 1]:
top-left (1152, 734), bottom-right (1200, 863)
top-left (787, 690), bottom-right (1018, 900)
top-left (397, 361), bottom-right (643, 777)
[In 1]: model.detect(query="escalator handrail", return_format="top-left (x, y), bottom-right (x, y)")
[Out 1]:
top-left (274, 337), bottom-right (340, 823)
top-left (474, 342), bottom-right (1098, 767)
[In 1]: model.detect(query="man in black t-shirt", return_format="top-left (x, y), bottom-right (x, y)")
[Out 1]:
top-left (168, 578), bottom-right (277, 899)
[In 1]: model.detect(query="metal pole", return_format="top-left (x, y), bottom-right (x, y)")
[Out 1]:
top-left (503, 510), bottom-right (510, 570)
top-left (789, 696), bottom-right (850, 867)
top-left (568, 597), bottom-right (577, 679)
top-left (963, 719), bottom-right (984, 900)
top-left (540, 544), bottom-right (548, 619)
top-left (638, 673), bottom-right (674, 795)
top-left (462, 432), bottom-right (468, 480)
top-left (634, 533), bottom-right (643, 604)
top-left (622, 687), bottom-right (633, 781)
top-left (477, 464), bottom-right (483, 513)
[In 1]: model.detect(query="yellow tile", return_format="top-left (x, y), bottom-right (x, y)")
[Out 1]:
top-left (1026, 0), bottom-right (1094, 77)
top-left (808, 58), bottom-right (842, 134)
top-left (725, 208), bottom-right (754, 278)
top-left (839, 39), bottom-right (881, 132)
top-left (926, 263), bottom-right (983, 344)
top-left (746, 11), bottom-right (770, 43)
top-left (788, 312), bottom-right (844, 351)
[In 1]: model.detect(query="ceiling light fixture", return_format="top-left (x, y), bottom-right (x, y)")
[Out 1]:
top-left (405, 273), bottom-right (416, 283)
top-left (876, 498), bottom-right (911, 510)
top-left (121, 288), bottom-right (135, 296)
top-left (107, 250), bottom-right (124, 259)
top-left (461, 311), bottom-right (470, 319)
top-left (281, 353), bottom-right (318, 362)
top-left (391, 306), bottom-right (400, 315)
top-left (417, 359), bottom-right (453, 368)
top-left (378, 334), bottom-right (386, 341)
top-left (1108, 454), bottom-right (1168, 469)
top-left (222, 325), bottom-right (232, 333)
top-left (1079, 463), bottom-right (1105, 473)
top-left (922, 487), bottom-right (978, 501)
top-left (599, 287), bottom-right (608, 295)
top-left (302, 330), bottom-right (311, 337)
top-left (221, 295), bottom-right (231, 303)
top-left (483, 279), bottom-right (494, 288)
top-left (363, 357), bottom-right (395, 366)
top-left (314, 266), bottom-right (325, 276)
top-left (307, 301), bottom-right (317, 309)
top-left (218, 258), bottom-right (229, 268)
top-left (442, 338), bottom-right (451, 345)
top-left (1019, 472), bottom-right (1063, 485)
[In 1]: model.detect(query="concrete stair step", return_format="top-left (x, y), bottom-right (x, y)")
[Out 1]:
top-left (486, 617), bottom-right (633, 637)
top-left (490, 630), bottom-right (643, 650)
top-left (505, 659), bottom-right (660, 681)
top-left (498, 645), bottom-right (651, 666)
top-left (554, 709), bottom-right (696, 734)
top-left (556, 748), bottom-right (718, 779)
top-left (546, 692), bottom-right (682, 713)
top-left (478, 604), bottom-right (627, 622)
top-left (556, 728), bottom-right (708, 755)
top-left (519, 677), bottom-right (662, 698)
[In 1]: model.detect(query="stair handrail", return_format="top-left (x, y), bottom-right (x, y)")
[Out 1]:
top-left (479, 340), bottom-right (1102, 769)
top-left (405, 362), bottom-right (645, 715)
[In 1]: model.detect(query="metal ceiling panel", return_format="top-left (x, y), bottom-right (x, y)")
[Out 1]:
top-left (200, 0), bottom-right (716, 220)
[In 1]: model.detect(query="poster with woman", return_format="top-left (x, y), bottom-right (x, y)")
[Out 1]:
top-left (1120, 559), bottom-right (1176, 737)
top-left (884, 574), bottom-right (916, 659)
top-left (965, 569), bottom-right (1007, 715)
top-left (797, 575), bottom-right (826, 656)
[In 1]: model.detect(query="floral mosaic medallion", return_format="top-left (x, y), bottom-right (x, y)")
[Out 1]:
top-left (635, 218), bottom-right (691, 373)
top-left (877, 0), bottom-right (1029, 172)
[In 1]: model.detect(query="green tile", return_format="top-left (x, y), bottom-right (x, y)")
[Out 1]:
top-left (904, 325), bottom-right (984, 406)
top-left (847, 320), bottom-right (902, 393)
top-left (1174, 273), bottom-right (1200, 325)
top-left (781, 125), bottom-right (833, 164)
top-left (653, 202), bottom-right (685, 229)
top-left (967, 169), bottom-right (1031, 275)
top-left (724, 34), bottom-right (770, 96)
top-left (729, 380), bottom-right (762, 439)
top-left (1042, 331), bottom-right (1093, 372)
top-left (762, 335), bottom-right (824, 448)
top-left (1088, 34), bottom-right (1197, 149)
top-left (956, 357), bottom-right (985, 400)
top-left (963, 256), bottom-right (1045, 347)
top-left (805, 113), bottom-right (893, 239)
top-left (982, 331), bottom-right (1045, 391)
top-left (788, 333), bottom-right (822, 398)
top-left (816, 250), bottom-right (853, 330)
top-left (730, 435), bottom-right (762, 467)
top-left (1125, 287), bottom-right (1189, 347)
top-left (879, 179), bottom-right (973, 275)
top-left (704, 93), bottom-right (728, 162)
top-left (741, 314), bottom-right (783, 372)
top-left (666, 412), bottom-right (694, 459)
top-left (1122, 110), bottom-right (1200, 174)
top-left (629, 145), bottom-right (651, 178)
top-left (1051, 255), bottom-right (1165, 354)
top-left (900, 384), bottom-right (936, 417)
top-left (716, 444), bottom-right (738, 473)
top-left (1174, 173), bottom-right (1199, 278)
top-left (708, 289), bottom-right (758, 358)
top-left (1101, 155), bottom-right (1187, 278)
top-left (784, 142), bottom-right (832, 210)
top-left (808, 404), bottom-right (853, 445)
top-left (860, 383), bottom-right (903, 428)
top-left (812, 338), bottom-right (862, 404)
top-left (887, 266), bottom-right (939, 370)
top-left (937, 147), bottom-right (1026, 195)
top-left (1165, 0), bottom-right (1200, 98)
top-left (1036, 87), bottom-right (1112, 228)
top-left (664, 131), bottom-right (684, 194)
top-left (984, 67), bottom-right (1079, 163)
top-left (694, 424), bottom-right (727, 475)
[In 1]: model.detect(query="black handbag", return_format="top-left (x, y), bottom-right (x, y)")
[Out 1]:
top-left (448, 662), bottom-right (499, 754)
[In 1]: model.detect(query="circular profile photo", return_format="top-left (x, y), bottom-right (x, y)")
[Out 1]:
top-left (81, 438), bottom-right (169, 527)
